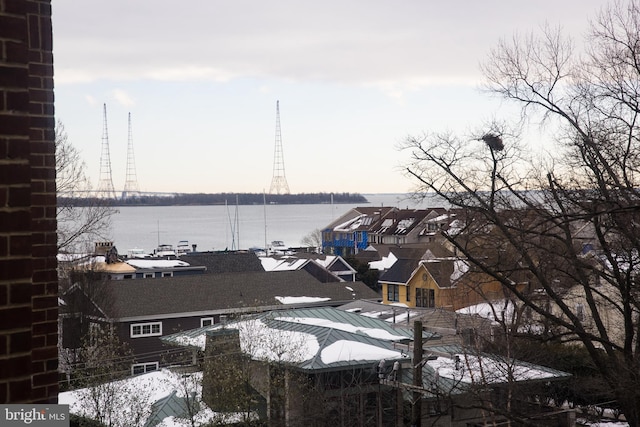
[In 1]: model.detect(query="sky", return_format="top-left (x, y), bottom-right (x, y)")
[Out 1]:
top-left (52, 0), bottom-right (606, 195)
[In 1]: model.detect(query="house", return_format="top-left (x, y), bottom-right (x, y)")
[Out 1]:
top-left (382, 344), bottom-right (575, 426)
top-left (322, 206), bottom-right (395, 256)
top-left (162, 307), bottom-right (573, 426)
top-left (367, 208), bottom-right (459, 246)
top-left (162, 306), bottom-right (434, 426)
top-left (59, 270), bottom-right (381, 376)
top-left (321, 207), bottom-right (460, 256)
top-left (338, 300), bottom-right (496, 347)
top-left (379, 247), bottom-right (505, 311)
top-left (260, 253), bottom-right (357, 282)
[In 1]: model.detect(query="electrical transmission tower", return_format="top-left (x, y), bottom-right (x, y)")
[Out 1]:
top-left (122, 112), bottom-right (140, 198)
top-left (97, 103), bottom-right (117, 199)
top-left (269, 100), bottom-right (290, 194)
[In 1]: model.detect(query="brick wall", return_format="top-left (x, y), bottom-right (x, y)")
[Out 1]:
top-left (0, 0), bottom-right (57, 403)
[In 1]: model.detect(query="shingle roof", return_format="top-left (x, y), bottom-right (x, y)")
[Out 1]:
top-left (180, 251), bottom-right (265, 273)
top-left (103, 270), bottom-right (380, 319)
top-left (379, 259), bottom-right (419, 284)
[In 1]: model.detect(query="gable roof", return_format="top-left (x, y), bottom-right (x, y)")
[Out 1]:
top-left (379, 259), bottom-right (420, 284)
top-left (101, 270), bottom-right (380, 320)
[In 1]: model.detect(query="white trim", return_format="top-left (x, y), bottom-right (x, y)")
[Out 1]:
top-left (143, 272), bottom-right (154, 279)
top-left (200, 317), bottom-right (214, 327)
top-left (130, 321), bottom-right (162, 338)
top-left (131, 361), bottom-right (159, 375)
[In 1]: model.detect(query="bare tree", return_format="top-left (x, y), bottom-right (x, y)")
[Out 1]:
top-left (56, 120), bottom-right (116, 253)
top-left (71, 327), bottom-right (152, 427)
top-left (300, 228), bottom-right (322, 252)
top-left (401, 1), bottom-right (640, 424)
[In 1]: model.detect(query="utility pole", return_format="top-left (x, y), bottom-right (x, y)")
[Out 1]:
top-left (412, 320), bottom-right (423, 427)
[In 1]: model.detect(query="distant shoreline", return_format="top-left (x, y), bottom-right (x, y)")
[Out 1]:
top-left (59, 192), bottom-right (369, 207)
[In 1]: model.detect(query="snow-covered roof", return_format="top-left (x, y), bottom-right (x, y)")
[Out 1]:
top-left (60, 369), bottom-right (249, 427)
top-left (418, 345), bottom-right (571, 394)
top-left (126, 259), bottom-right (191, 269)
top-left (275, 296), bottom-right (331, 304)
top-left (456, 299), bottom-right (517, 325)
top-left (162, 307), bottom-right (417, 372)
top-left (369, 252), bottom-right (397, 271)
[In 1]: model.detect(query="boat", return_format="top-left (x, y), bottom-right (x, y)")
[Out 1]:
top-left (269, 240), bottom-right (293, 255)
top-left (176, 240), bottom-right (193, 256)
top-left (127, 248), bottom-right (149, 259)
top-left (153, 244), bottom-right (176, 257)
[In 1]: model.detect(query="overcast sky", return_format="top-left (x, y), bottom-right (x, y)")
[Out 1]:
top-left (52, 0), bottom-right (606, 195)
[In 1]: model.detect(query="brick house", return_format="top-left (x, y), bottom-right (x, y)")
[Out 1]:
top-left (0, 0), bottom-right (58, 404)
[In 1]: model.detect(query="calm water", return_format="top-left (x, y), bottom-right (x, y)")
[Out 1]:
top-left (106, 193), bottom-right (445, 253)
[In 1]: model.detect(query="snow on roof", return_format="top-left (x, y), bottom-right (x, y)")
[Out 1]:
top-left (126, 259), bottom-right (190, 269)
top-left (369, 252), bottom-right (397, 271)
top-left (275, 296), bottom-right (331, 304)
top-left (334, 214), bottom-right (366, 232)
top-left (321, 340), bottom-right (403, 364)
top-left (427, 352), bottom-right (566, 385)
top-left (260, 257), bottom-right (308, 272)
top-left (59, 369), bottom-right (177, 415)
top-left (456, 299), bottom-right (516, 325)
top-left (314, 255), bottom-right (336, 268)
top-left (450, 259), bottom-right (469, 282)
top-left (275, 316), bottom-right (408, 341)
top-left (236, 319), bottom-right (319, 363)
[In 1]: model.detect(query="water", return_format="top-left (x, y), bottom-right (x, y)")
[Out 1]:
top-left (107, 193), bottom-right (444, 253)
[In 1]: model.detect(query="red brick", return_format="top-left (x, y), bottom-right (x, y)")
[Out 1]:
top-left (32, 346), bottom-right (56, 361)
top-left (9, 331), bottom-right (30, 354)
top-left (8, 234), bottom-right (30, 256)
top-left (7, 186), bottom-right (30, 208)
top-left (32, 371), bottom-right (57, 388)
top-left (9, 378), bottom-right (31, 401)
top-left (7, 138), bottom-right (30, 159)
top-left (0, 355), bottom-right (30, 380)
top-left (9, 283), bottom-right (31, 304)
top-left (0, 306), bottom-right (31, 330)
top-left (0, 259), bottom-right (31, 280)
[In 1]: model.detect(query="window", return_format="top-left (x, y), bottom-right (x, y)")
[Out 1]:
top-left (576, 303), bottom-right (585, 321)
top-left (201, 317), bottom-right (214, 327)
top-left (131, 362), bottom-right (158, 375)
top-left (387, 284), bottom-right (399, 302)
top-left (161, 271), bottom-right (173, 277)
top-left (130, 322), bottom-right (162, 338)
top-left (143, 272), bottom-right (154, 279)
top-left (123, 274), bottom-right (133, 279)
top-left (416, 288), bottom-right (435, 308)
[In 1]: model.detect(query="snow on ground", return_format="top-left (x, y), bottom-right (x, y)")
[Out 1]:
top-left (276, 316), bottom-right (408, 341)
top-left (321, 340), bottom-right (404, 364)
top-left (275, 296), bottom-right (331, 304)
top-left (579, 421), bottom-right (629, 427)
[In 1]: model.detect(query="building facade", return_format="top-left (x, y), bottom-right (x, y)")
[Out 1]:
top-left (0, 0), bottom-right (58, 403)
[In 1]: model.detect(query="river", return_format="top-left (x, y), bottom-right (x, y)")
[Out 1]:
top-left (107, 192), bottom-right (446, 254)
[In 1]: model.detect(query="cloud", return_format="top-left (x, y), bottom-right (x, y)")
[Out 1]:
top-left (111, 89), bottom-right (135, 107)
